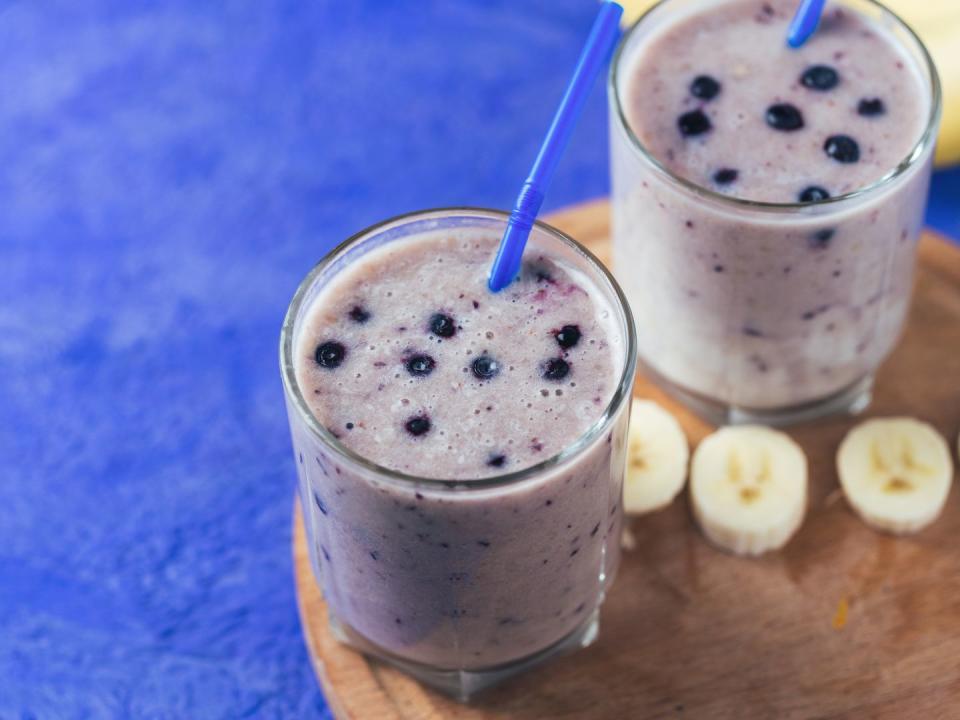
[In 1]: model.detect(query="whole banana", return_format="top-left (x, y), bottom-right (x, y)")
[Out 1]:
top-left (618, 0), bottom-right (959, 166)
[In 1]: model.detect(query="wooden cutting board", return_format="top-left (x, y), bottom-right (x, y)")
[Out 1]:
top-left (293, 199), bottom-right (960, 719)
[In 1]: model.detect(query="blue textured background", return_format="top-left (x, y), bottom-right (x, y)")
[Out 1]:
top-left (0, 1), bottom-right (956, 717)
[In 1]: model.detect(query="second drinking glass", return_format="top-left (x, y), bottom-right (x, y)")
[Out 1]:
top-left (609, 0), bottom-right (941, 425)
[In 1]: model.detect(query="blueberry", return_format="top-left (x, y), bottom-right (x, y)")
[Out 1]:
top-left (471, 354), bottom-right (500, 380)
top-left (713, 168), bottom-right (739, 185)
top-left (405, 353), bottom-right (436, 376)
top-left (541, 357), bottom-right (570, 381)
top-left (677, 109), bottom-right (711, 137)
top-left (824, 135), bottom-right (860, 163)
top-left (801, 65), bottom-right (839, 91)
top-left (429, 313), bottom-right (456, 338)
top-left (799, 185), bottom-right (830, 203)
top-left (858, 98), bottom-right (885, 117)
top-left (531, 266), bottom-right (554, 283)
top-left (809, 228), bottom-right (835, 250)
top-left (554, 324), bottom-right (581, 349)
top-left (487, 454), bottom-right (507, 468)
top-left (313, 492), bottom-right (328, 516)
top-left (348, 305), bottom-right (370, 323)
top-left (315, 341), bottom-right (346, 369)
top-left (690, 75), bottom-right (721, 100)
top-left (766, 103), bottom-right (804, 131)
top-left (801, 304), bottom-right (830, 321)
top-left (405, 414), bottom-right (431, 437)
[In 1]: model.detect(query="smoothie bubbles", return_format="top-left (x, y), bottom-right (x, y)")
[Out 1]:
top-left (610, 0), bottom-right (941, 424)
top-left (280, 210), bottom-right (637, 697)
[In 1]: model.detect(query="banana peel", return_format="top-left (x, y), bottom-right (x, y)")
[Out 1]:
top-left (617, 0), bottom-right (959, 166)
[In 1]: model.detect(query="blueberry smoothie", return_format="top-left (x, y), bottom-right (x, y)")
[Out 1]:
top-left (610, 0), bottom-right (939, 419)
top-left (281, 210), bottom-right (635, 684)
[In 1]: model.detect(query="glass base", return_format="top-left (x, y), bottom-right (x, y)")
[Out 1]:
top-left (328, 608), bottom-right (601, 702)
top-left (644, 366), bottom-right (874, 427)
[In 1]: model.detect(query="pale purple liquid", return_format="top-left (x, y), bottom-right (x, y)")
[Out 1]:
top-left (612, 0), bottom-right (933, 412)
top-left (626, 0), bottom-right (925, 202)
top-left (289, 228), bottom-right (628, 669)
top-left (295, 232), bottom-right (621, 479)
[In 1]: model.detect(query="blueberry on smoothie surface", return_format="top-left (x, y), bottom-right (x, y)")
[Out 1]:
top-left (858, 98), bottom-right (886, 117)
top-left (531, 266), bottom-right (554, 283)
top-left (554, 324), bottom-right (582, 349)
top-left (405, 353), bottom-right (436, 377)
top-left (824, 134), bottom-right (860, 163)
top-left (801, 65), bottom-right (839, 91)
top-left (541, 357), bottom-right (570, 381)
top-left (404, 414), bottom-right (431, 437)
top-left (690, 74), bottom-right (721, 100)
top-left (799, 185), bottom-right (830, 203)
top-left (765, 103), bottom-right (804, 131)
top-left (677, 109), bottom-right (712, 137)
top-left (471, 354), bottom-right (500, 380)
top-left (713, 168), bottom-right (739, 185)
top-left (428, 313), bottom-right (456, 338)
top-left (348, 305), bottom-right (371, 323)
top-left (487, 454), bottom-right (507, 468)
top-left (315, 340), bottom-right (346, 369)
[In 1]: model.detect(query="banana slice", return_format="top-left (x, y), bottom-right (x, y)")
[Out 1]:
top-left (623, 399), bottom-right (689, 514)
top-left (690, 426), bottom-right (807, 556)
top-left (837, 417), bottom-right (953, 534)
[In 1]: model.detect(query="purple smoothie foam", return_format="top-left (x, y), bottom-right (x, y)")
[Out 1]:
top-left (295, 231), bottom-right (622, 479)
top-left (624, 0), bottom-right (926, 203)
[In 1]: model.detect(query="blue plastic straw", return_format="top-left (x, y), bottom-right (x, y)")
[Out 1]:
top-left (787, 0), bottom-right (826, 48)
top-left (488, 1), bottom-right (623, 292)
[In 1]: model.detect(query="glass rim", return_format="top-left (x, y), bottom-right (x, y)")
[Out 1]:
top-left (608, 0), bottom-right (943, 213)
top-left (279, 206), bottom-right (638, 491)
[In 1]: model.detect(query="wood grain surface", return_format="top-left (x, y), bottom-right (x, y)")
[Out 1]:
top-left (293, 199), bottom-right (960, 719)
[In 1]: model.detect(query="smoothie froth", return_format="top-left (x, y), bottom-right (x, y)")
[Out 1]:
top-left (295, 231), bottom-right (622, 479)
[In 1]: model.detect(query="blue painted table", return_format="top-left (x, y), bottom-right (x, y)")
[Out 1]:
top-left (0, 2), bottom-right (956, 718)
